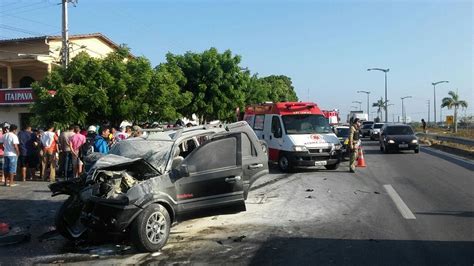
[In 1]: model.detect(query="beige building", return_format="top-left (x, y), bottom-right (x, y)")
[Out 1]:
top-left (0, 33), bottom-right (121, 127)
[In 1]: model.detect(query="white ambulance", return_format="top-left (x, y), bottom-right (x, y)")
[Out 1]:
top-left (243, 102), bottom-right (342, 172)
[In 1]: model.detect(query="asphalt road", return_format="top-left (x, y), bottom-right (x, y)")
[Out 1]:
top-left (0, 140), bottom-right (473, 265)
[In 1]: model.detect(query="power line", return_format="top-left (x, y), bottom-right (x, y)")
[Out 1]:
top-left (2, 13), bottom-right (58, 29)
top-left (0, 1), bottom-right (47, 14)
top-left (0, 24), bottom-right (47, 36)
top-left (0, 1), bottom-right (59, 16)
top-left (0, 1), bottom-right (26, 9)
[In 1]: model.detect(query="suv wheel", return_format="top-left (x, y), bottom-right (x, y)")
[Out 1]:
top-left (131, 204), bottom-right (171, 252)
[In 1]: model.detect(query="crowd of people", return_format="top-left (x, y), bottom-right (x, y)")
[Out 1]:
top-left (0, 122), bottom-right (145, 187)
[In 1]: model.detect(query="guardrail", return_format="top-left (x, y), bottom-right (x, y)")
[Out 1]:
top-left (416, 133), bottom-right (474, 147)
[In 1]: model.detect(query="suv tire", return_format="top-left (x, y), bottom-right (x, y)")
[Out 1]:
top-left (131, 204), bottom-right (171, 252)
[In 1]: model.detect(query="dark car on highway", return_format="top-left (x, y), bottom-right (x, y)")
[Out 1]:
top-left (49, 122), bottom-right (268, 252)
top-left (360, 123), bottom-right (373, 138)
top-left (333, 125), bottom-right (350, 158)
top-left (379, 124), bottom-right (419, 153)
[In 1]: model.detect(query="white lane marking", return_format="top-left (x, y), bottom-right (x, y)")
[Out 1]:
top-left (383, 184), bottom-right (416, 220)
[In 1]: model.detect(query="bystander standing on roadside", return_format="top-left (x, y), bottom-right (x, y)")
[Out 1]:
top-left (28, 129), bottom-right (41, 179)
top-left (94, 126), bottom-right (110, 154)
top-left (59, 125), bottom-right (75, 179)
top-left (41, 125), bottom-right (58, 182)
top-left (115, 126), bottom-right (128, 142)
top-left (421, 119), bottom-right (427, 133)
top-left (69, 126), bottom-right (86, 178)
top-left (17, 125), bottom-right (33, 181)
top-left (1, 124), bottom-right (20, 186)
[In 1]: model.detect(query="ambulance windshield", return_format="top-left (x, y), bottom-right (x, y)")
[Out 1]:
top-left (282, 114), bottom-right (332, 134)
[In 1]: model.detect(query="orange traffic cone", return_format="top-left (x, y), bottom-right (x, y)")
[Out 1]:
top-left (356, 147), bottom-right (367, 167)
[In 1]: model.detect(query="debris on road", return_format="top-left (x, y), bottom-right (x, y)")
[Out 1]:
top-left (0, 222), bottom-right (10, 236)
top-left (233, 235), bottom-right (246, 242)
top-left (38, 229), bottom-right (60, 242)
top-left (151, 252), bottom-right (162, 257)
top-left (305, 195), bottom-right (313, 199)
top-left (305, 189), bottom-right (314, 192)
top-left (0, 226), bottom-right (31, 246)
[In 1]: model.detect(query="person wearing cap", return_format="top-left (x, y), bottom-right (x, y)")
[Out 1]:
top-left (349, 118), bottom-right (361, 173)
top-left (131, 125), bottom-right (143, 138)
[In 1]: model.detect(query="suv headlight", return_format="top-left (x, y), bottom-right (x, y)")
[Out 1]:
top-left (334, 144), bottom-right (342, 150)
top-left (293, 145), bottom-right (308, 152)
top-left (411, 139), bottom-right (418, 144)
top-left (388, 140), bottom-right (395, 144)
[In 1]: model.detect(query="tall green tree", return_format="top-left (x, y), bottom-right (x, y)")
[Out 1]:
top-left (372, 97), bottom-right (385, 122)
top-left (441, 90), bottom-right (468, 133)
top-left (243, 75), bottom-right (299, 105)
top-left (168, 48), bottom-right (248, 122)
top-left (146, 62), bottom-right (192, 122)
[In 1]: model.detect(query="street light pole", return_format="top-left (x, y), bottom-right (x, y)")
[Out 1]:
top-left (352, 101), bottom-right (362, 111)
top-left (368, 68), bottom-right (390, 123)
top-left (401, 96), bottom-right (412, 124)
top-left (431, 80), bottom-right (449, 125)
top-left (357, 90), bottom-right (371, 120)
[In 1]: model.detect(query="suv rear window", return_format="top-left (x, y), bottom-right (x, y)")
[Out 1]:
top-left (362, 124), bottom-right (372, 129)
top-left (374, 124), bottom-right (384, 128)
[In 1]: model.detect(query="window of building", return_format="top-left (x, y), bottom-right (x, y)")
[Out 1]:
top-left (19, 76), bottom-right (35, 88)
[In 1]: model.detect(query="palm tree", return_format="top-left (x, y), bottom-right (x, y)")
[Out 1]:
top-left (372, 97), bottom-right (385, 122)
top-left (441, 90), bottom-right (468, 133)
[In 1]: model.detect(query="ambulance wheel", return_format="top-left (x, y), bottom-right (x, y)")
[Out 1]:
top-left (278, 154), bottom-right (292, 173)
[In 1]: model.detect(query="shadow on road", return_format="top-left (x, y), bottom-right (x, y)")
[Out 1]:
top-left (250, 237), bottom-right (474, 266)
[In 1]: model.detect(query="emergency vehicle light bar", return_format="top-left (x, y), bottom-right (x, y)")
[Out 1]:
top-left (285, 103), bottom-right (316, 109)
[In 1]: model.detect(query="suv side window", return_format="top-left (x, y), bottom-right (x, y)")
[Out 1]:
top-left (242, 133), bottom-right (256, 157)
top-left (184, 136), bottom-right (238, 173)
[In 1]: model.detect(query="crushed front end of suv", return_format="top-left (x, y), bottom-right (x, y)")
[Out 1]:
top-left (49, 122), bottom-right (269, 252)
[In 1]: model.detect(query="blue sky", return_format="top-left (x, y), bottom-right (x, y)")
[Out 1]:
top-left (1, 0), bottom-right (472, 122)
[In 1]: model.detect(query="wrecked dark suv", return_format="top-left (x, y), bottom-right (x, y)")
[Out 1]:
top-left (49, 122), bottom-right (268, 252)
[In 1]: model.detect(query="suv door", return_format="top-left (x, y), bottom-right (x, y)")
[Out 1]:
top-left (175, 133), bottom-right (244, 212)
top-left (226, 121), bottom-right (269, 197)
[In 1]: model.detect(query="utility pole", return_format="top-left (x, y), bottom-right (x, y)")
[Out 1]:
top-left (61, 0), bottom-right (77, 68)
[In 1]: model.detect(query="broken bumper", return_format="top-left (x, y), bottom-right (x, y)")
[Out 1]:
top-left (81, 197), bottom-right (140, 232)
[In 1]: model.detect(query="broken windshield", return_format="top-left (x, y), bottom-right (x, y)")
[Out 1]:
top-left (108, 139), bottom-right (174, 174)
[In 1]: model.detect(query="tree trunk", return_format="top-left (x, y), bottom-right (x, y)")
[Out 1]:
top-left (454, 106), bottom-right (458, 133)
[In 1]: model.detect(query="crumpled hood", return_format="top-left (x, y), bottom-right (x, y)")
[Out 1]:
top-left (89, 154), bottom-right (143, 171)
top-left (288, 133), bottom-right (340, 147)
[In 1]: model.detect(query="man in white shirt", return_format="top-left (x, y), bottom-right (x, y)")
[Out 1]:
top-left (1, 124), bottom-right (19, 186)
